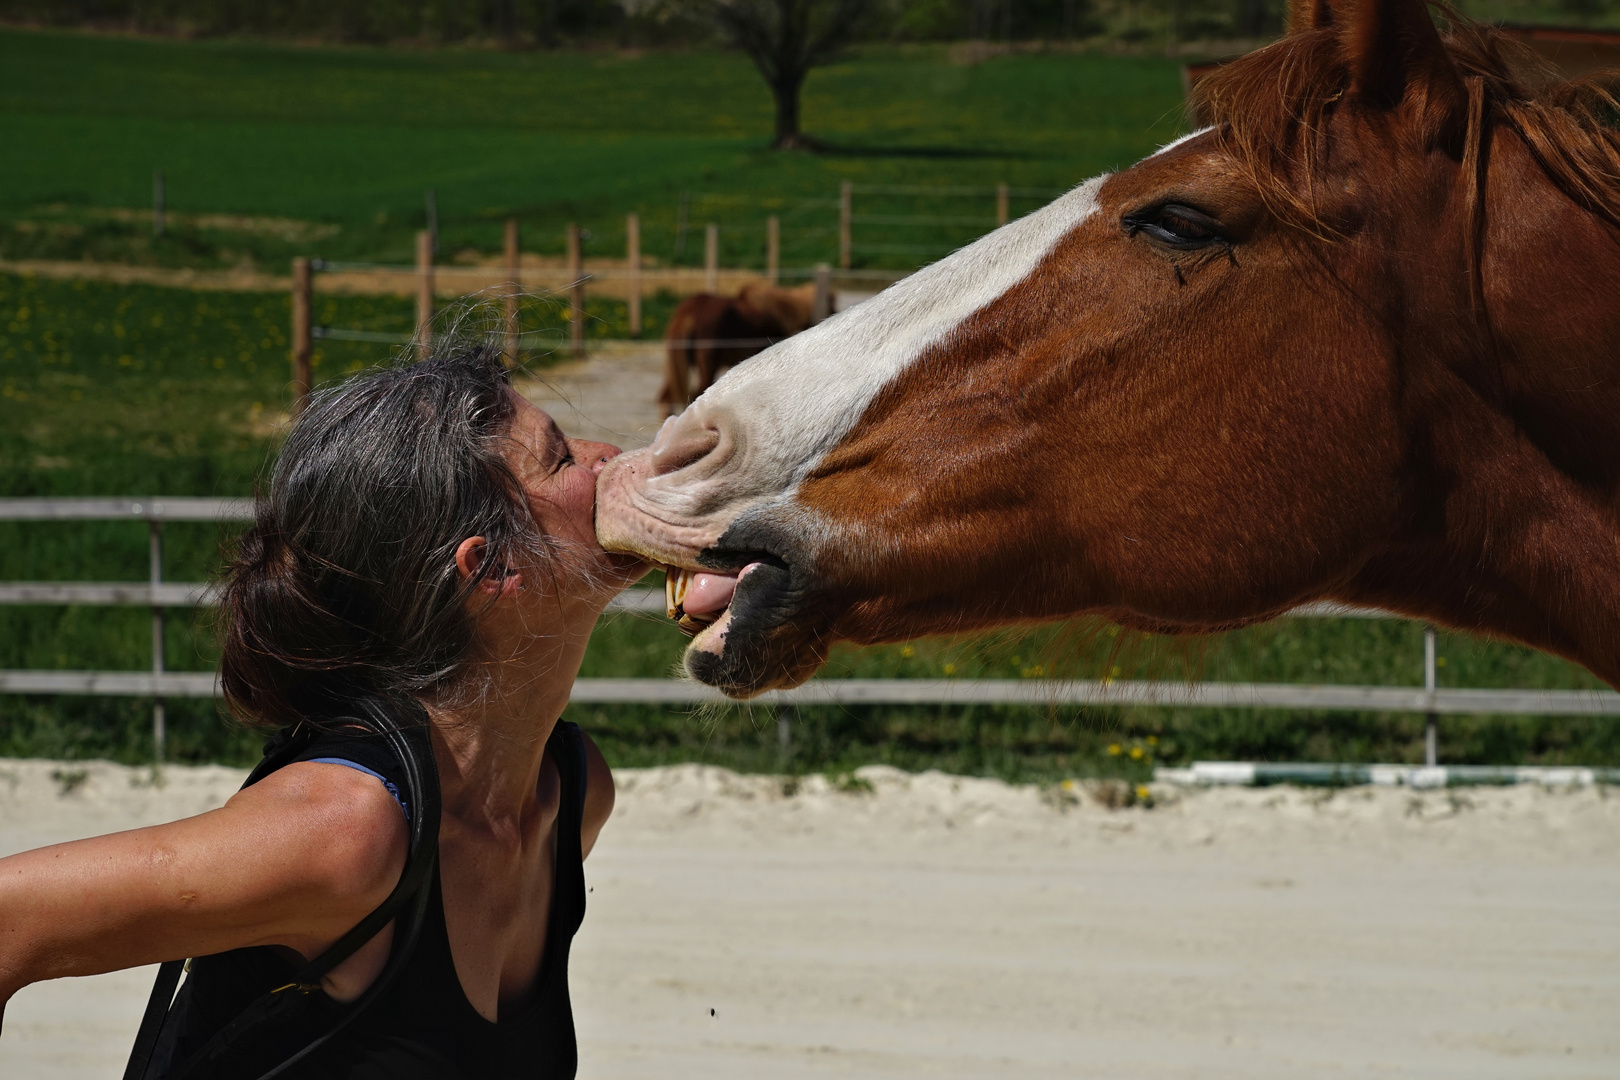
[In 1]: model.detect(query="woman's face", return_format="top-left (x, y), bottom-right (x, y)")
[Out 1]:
top-left (503, 393), bottom-right (646, 594)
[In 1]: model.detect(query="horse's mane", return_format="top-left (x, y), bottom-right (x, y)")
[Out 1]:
top-left (1190, 9), bottom-right (1620, 238)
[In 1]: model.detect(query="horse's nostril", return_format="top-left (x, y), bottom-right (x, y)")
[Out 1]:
top-left (650, 419), bottom-right (722, 476)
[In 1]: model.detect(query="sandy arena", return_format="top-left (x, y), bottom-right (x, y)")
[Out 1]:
top-left (0, 757), bottom-right (1615, 1079)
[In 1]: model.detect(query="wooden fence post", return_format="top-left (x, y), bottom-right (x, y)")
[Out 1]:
top-left (704, 223), bottom-right (719, 293)
top-left (415, 230), bottom-right (435, 350)
top-left (503, 218), bottom-right (521, 366)
top-left (626, 212), bottom-right (642, 337)
top-left (812, 263), bottom-right (832, 324)
top-left (766, 215), bottom-right (780, 286)
top-left (996, 182), bottom-right (1009, 227)
top-left (290, 256), bottom-right (312, 412)
top-left (567, 223), bottom-right (584, 357)
top-left (838, 181), bottom-right (852, 269)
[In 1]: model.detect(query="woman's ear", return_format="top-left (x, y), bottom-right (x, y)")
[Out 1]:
top-left (455, 536), bottom-right (524, 598)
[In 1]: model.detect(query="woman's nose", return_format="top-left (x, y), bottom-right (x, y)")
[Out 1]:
top-left (577, 440), bottom-right (622, 477)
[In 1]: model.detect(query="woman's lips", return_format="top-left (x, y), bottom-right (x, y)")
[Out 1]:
top-left (664, 564), bottom-right (758, 636)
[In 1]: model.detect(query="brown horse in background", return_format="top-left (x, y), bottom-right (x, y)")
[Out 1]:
top-left (656, 283), bottom-right (814, 417)
top-left (601, 0), bottom-right (1620, 698)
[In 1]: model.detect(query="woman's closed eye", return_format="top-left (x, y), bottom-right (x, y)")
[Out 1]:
top-left (547, 427), bottom-right (576, 472)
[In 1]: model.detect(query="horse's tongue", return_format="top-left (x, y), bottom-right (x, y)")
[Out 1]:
top-left (681, 571), bottom-right (740, 616)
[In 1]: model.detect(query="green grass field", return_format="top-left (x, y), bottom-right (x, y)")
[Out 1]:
top-left (0, 28), bottom-right (1185, 272)
top-left (1, 30), bottom-right (1615, 777)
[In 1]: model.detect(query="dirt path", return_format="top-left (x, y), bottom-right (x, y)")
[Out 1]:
top-left (1, 759), bottom-right (1615, 1079)
top-left (517, 343), bottom-right (668, 450)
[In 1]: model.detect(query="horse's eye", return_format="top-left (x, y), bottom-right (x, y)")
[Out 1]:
top-left (1123, 204), bottom-right (1227, 250)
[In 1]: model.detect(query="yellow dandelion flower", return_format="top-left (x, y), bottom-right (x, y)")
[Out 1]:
top-left (901, 645), bottom-right (915, 659)
top-left (1129, 746), bottom-right (1144, 760)
top-left (942, 663), bottom-right (957, 677)
top-left (1107, 743), bottom-right (1122, 756)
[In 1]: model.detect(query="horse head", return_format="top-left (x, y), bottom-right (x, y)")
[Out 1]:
top-left (598, 0), bottom-right (1620, 697)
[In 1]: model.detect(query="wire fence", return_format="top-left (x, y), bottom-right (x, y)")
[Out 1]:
top-left (286, 179), bottom-right (1083, 373)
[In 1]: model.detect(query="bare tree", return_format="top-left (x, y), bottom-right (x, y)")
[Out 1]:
top-left (700, 0), bottom-right (871, 150)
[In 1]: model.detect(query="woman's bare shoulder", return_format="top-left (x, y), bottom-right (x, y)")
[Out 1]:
top-left (230, 761), bottom-right (410, 909)
top-left (0, 758), bottom-right (407, 1004)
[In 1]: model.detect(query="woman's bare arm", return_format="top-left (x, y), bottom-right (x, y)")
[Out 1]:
top-left (0, 762), bottom-right (406, 1025)
top-left (579, 732), bottom-right (615, 859)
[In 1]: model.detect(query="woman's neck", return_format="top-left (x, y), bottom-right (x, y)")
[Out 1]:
top-left (426, 598), bottom-right (597, 827)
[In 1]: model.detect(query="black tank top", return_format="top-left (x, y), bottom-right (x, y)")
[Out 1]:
top-left (146, 722), bottom-right (587, 1080)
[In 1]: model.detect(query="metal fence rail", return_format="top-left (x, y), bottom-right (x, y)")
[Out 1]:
top-left (5, 499), bottom-right (1619, 766)
top-left (5, 672), bottom-right (1614, 716)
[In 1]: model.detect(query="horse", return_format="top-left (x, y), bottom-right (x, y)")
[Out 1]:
top-left (656, 282), bottom-right (814, 418)
top-left (599, 0), bottom-right (1620, 700)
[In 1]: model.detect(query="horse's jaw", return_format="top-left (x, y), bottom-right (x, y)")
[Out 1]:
top-left (595, 414), bottom-right (839, 696)
top-left (592, 507), bottom-right (834, 699)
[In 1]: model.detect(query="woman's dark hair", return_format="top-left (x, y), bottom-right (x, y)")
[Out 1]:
top-left (219, 339), bottom-right (540, 730)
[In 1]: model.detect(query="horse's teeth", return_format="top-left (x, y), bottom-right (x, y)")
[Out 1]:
top-left (667, 567), bottom-right (726, 632)
top-left (667, 567), bottom-right (696, 621)
top-left (677, 611), bottom-right (717, 637)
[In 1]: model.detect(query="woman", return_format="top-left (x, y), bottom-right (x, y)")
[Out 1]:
top-left (0, 340), bottom-right (644, 1077)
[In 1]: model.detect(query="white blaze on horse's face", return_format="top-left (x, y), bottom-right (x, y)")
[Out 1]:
top-left (599, 176), bottom-right (1104, 531)
top-left (594, 175), bottom-right (1105, 688)
top-left (1150, 126), bottom-right (1213, 159)
top-left (684, 175), bottom-right (1103, 504)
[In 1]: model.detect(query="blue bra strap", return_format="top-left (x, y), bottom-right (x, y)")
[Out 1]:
top-left (307, 757), bottom-right (411, 821)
